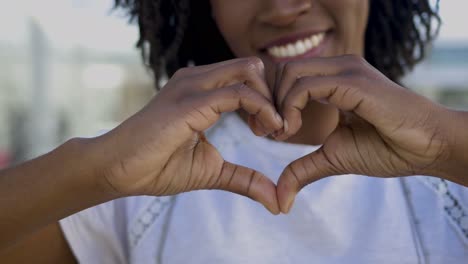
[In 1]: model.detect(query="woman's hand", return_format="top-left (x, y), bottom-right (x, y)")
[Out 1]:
top-left (96, 57), bottom-right (283, 214)
top-left (274, 55), bottom-right (467, 213)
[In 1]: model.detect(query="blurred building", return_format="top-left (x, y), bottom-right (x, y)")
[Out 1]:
top-left (0, 20), bottom-right (154, 166)
top-left (404, 45), bottom-right (468, 110)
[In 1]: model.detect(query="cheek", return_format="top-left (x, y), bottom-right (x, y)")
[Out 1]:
top-left (353, 0), bottom-right (370, 39)
top-left (210, 1), bottom-right (254, 58)
top-left (331, 0), bottom-right (369, 54)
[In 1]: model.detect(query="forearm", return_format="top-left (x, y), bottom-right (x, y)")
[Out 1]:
top-left (0, 137), bottom-right (120, 251)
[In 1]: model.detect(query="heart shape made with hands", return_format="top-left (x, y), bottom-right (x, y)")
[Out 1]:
top-left (107, 56), bottom-right (448, 218)
top-left (217, 55), bottom-right (448, 215)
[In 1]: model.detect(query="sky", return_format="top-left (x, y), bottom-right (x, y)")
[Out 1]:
top-left (0, 0), bottom-right (467, 53)
top-left (0, 0), bottom-right (137, 53)
top-left (436, 0), bottom-right (468, 44)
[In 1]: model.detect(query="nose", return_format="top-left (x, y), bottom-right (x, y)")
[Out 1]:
top-left (258, 0), bottom-right (312, 27)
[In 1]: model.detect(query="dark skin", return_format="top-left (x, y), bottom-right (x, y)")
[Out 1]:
top-left (210, 0), bottom-right (468, 212)
top-left (1, 0), bottom-right (468, 262)
top-left (212, 0), bottom-right (368, 144)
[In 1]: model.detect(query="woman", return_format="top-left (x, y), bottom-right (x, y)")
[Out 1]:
top-left (1, 0), bottom-right (468, 263)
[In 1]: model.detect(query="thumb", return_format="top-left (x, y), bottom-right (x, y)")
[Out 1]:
top-left (211, 161), bottom-right (280, 215)
top-left (277, 147), bottom-right (342, 214)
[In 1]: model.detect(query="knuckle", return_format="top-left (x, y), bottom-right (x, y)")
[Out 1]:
top-left (166, 79), bottom-right (188, 102)
top-left (173, 77), bottom-right (202, 97)
top-left (295, 75), bottom-right (309, 86)
top-left (282, 61), bottom-right (298, 77)
top-left (342, 54), bottom-right (368, 72)
top-left (288, 163), bottom-right (306, 189)
top-left (234, 81), bottom-right (248, 92)
top-left (244, 56), bottom-right (264, 72)
top-left (246, 171), bottom-right (260, 196)
top-left (171, 78), bottom-right (185, 89)
top-left (240, 64), bottom-right (258, 81)
top-left (172, 85), bottom-right (207, 106)
top-left (173, 93), bottom-right (195, 109)
top-left (173, 67), bottom-right (189, 78)
top-left (231, 82), bottom-right (249, 98)
top-left (341, 73), bottom-right (367, 90)
top-left (294, 76), bottom-right (313, 93)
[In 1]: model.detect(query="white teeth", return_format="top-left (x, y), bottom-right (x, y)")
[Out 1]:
top-left (295, 40), bottom-right (306, 55)
top-left (279, 46), bottom-right (287, 57)
top-left (286, 44), bottom-right (296, 57)
top-left (318, 33), bottom-right (324, 42)
top-left (267, 32), bottom-right (325, 59)
top-left (311, 35), bottom-right (319, 47)
top-left (304, 38), bottom-right (313, 50)
top-left (271, 47), bottom-right (280, 57)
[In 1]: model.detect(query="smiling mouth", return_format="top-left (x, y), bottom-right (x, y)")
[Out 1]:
top-left (266, 32), bottom-right (326, 59)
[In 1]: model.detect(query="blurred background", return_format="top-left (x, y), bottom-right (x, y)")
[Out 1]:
top-left (0, 0), bottom-right (467, 169)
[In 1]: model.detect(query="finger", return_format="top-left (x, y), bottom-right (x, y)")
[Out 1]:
top-left (181, 57), bottom-right (283, 135)
top-left (217, 83), bottom-right (282, 133)
top-left (278, 71), bottom-right (428, 141)
top-left (248, 115), bottom-right (269, 137)
top-left (274, 57), bottom-right (346, 108)
top-left (186, 82), bottom-right (283, 134)
top-left (193, 57), bottom-right (272, 102)
top-left (191, 57), bottom-right (282, 133)
top-left (277, 147), bottom-right (340, 214)
top-left (277, 75), bottom-right (367, 140)
top-left (174, 57), bottom-right (263, 77)
top-left (213, 161), bottom-right (280, 215)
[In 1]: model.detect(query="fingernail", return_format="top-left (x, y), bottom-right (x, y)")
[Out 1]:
top-left (318, 98), bottom-right (329, 105)
top-left (264, 204), bottom-right (280, 215)
top-left (271, 128), bottom-right (283, 139)
top-left (275, 113), bottom-right (283, 124)
top-left (283, 120), bottom-right (289, 133)
top-left (285, 194), bottom-right (295, 214)
top-left (260, 124), bottom-right (269, 137)
top-left (271, 130), bottom-right (278, 138)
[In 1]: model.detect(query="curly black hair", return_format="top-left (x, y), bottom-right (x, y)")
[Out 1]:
top-left (114, 0), bottom-right (440, 88)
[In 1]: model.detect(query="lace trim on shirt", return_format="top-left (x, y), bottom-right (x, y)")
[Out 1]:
top-left (127, 118), bottom-right (230, 250)
top-left (129, 196), bottom-right (172, 248)
top-left (419, 176), bottom-right (468, 246)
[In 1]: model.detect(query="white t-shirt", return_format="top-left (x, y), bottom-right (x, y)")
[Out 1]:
top-left (60, 113), bottom-right (468, 264)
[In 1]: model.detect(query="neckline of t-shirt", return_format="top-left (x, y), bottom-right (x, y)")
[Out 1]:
top-left (218, 113), bottom-right (320, 159)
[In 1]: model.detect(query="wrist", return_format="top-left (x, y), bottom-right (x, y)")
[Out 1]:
top-left (437, 109), bottom-right (468, 186)
top-left (59, 137), bottom-right (124, 202)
